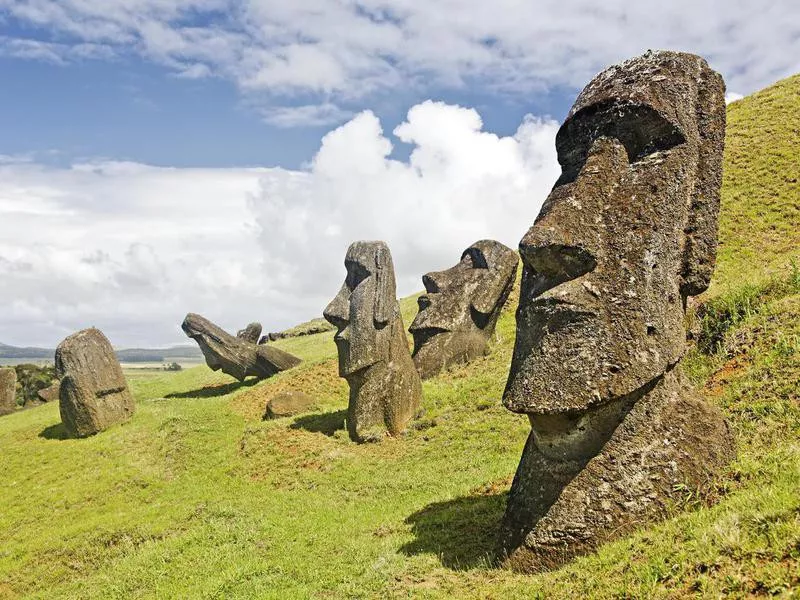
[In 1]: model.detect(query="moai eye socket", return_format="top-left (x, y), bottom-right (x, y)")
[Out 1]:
top-left (555, 100), bottom-right (687, 185)
top-left (344, 260), bottom-right (371, 291)
top-left (461, 247), bottom-right (489, 270)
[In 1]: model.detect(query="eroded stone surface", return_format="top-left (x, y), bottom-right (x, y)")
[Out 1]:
top-left (182, 313), bottom-right (301, 381)
top-left (236, 322), bottom-right (263, 344)
top-left (264, 390), bottom-right (317, 419)
top-left (37, 381), bottom-right (60, 403)
top-left (324, 241), bottom-right (422, 442)
top-left (55, 328), bottom-right (135, 438)
top-left (499, 50), bottom-right (734, 571)
top-left (410, 240), bottom-right (518, 379)
top-left (0, 367), bottom-right (16, 416)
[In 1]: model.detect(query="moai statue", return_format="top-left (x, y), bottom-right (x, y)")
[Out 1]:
top-left (236, 322), bottom-right (263, 344)
top-left (499, 51), bottom-right (735, 572)
top-left (56, 328), bottom-right (136, 437)
top-left (0, 367), bottom-right (17, 416)
top-left (409, 240), bottom-right (518, 379)
top-left (324, 241), bottom-right (422, 442)
top-left (182, 313), bottom-right (301, 381)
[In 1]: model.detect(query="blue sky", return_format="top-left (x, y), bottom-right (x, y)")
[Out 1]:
top-left (0, 32), bottom-right (569, 170)
top-left (1, 0), bottom-right (799, 347)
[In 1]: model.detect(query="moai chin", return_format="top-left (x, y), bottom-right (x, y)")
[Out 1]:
top-left (499, 50), bottom-right (735, 572)
top-left (409, 240), bottom-right (518, 379)
top-left (324, 241), bottom-right (422, 442)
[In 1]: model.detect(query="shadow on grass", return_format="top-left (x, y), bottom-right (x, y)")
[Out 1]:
top-left (165, 378), bottom-right (259, 399)
top-left (399, 492), bottom-right (507, 570)
top-left (290, 409), bottom-right (347, 436)
top-left (39, 423), bottom-right (70, 440)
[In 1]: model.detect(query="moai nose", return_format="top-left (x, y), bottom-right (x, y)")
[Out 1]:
top-left (519, 231), bottom-right (597, 298)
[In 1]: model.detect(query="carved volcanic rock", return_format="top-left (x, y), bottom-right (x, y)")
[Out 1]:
top-left (264, 390), bottom-right (317, 419)
top-left (182, 313), bottom-right (301, 381)
top-left (500, 50), bottom-right (734, 571)
top-left (0, 367), bottom-right (16, 416)
top-left (55, 328), bottom-right (135, 438)
top-left (409, 239), bottom-right (518, 379)
top-left (324, 241), bottom-right (422, 442)
top-left (37, 381), bottom-right (61, 403)
top-left (236, 322), bottom-right (263, 344)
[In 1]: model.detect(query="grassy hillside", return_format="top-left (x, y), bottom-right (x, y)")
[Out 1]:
top-left (1, 77), bottom-right (798, 599)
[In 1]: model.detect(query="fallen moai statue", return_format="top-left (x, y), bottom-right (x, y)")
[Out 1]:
top-left (324, 241), bottom-right (422, 442)
top-left (0, 367), bottom-right (17, 416)
top-left (409, 239), bottom-right (518, 379)
top-left (499, 50), bottom-right (735, 572)
top-left (182, 313), bottom-right (301, 381)
top-left (55, 328), bottom-right (136, 437)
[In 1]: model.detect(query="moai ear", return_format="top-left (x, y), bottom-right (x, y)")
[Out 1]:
top-left (680, 63), bottom-right (726, 298)
top-left (373, 243), bottom-right (396, 327)
top-left (472, 254), bottom-right (519, 316)
top-left (472, 270), bottom-right (510, 315)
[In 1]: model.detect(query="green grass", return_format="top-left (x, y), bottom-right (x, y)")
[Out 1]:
top-left (1, 76), bottom-right (799, 599)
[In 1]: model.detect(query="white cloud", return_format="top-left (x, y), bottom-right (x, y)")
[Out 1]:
top-left (261, 103), bottom-right (353, 128)
top-left (725, 92), bottom-right (744, 104)
top-left (1, 1), bottom-right (798, 125)
top-left (0, 102), bottom-right (559, 347)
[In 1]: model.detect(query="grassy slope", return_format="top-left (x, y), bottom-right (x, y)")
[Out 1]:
top-left (1, 78), bottom-right (798, 599)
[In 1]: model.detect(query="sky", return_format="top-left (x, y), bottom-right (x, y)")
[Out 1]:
top-left (1, 1), bottom-right (799, 348)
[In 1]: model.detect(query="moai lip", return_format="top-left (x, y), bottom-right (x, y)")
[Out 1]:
top-left (498, 50), bottom-right (735, 572)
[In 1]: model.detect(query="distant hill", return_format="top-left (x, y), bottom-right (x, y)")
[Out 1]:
top-left (0, 342), bottom-right (203, 363)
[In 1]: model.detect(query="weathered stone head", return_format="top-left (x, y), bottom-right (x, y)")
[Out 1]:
top-left (324, 241), bottom-right (422, 442)
top-left (499, 51), bottom-right (734, 571)
top-left (409, 240), bottom-right (518, 378)
top-left (55, 328), bottom-right (135, 438)
top-left (505, 50), bottom-right (726, 415)
top-left (182, 313), bottom-right (300, 381)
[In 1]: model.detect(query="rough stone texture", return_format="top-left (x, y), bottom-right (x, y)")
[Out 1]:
top-left (55, 328), bottom-right (135, 438)
top-left (182, 313), bottom-right (301, 381)
top-left (500, 50), bottom-right (734, 571)
top-left (0, 367), bottom-right (17, 416)
top-left (324, 241), bottom-right (422, 442)
top-left (264, 390), bottom-right (317, 419)
top-left (37, 381), bottom-right (61, 403)
top-left (236, 322), bottom-right (263, 344)
top-left (409, 240), bottom-right (518, 379)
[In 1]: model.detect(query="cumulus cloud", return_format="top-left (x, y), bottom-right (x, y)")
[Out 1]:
top-left (0, 102), bottom-right (559, 347)
top-left (1, 0), bottom-right (798, 125)
top-left (0, 161), bottom-right (267, 347)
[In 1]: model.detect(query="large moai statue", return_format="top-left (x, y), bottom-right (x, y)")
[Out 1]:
top-left (55, 328), bottom-right (136, 438)
top-left (0, 367), bottom-right (17, 416)
top-left (499, 51), bottom-right (735, 572)
top-left (409, 240), bottom-right (518, 379)
top-left (182, 314), bottom-right (301, 381)
top-left (324, 241), bottom-right (422, 442)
